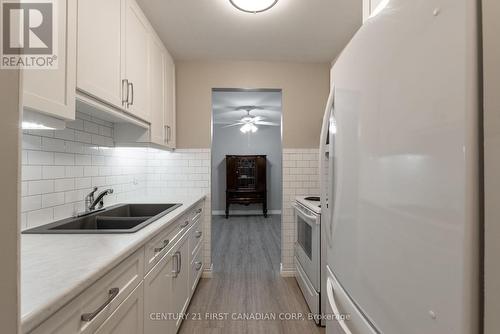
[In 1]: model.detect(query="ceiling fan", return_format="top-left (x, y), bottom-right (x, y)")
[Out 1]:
top-left (221, 106), bottom-right (280, 133)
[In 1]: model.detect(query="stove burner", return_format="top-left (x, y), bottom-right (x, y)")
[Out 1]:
top-left (305, 196), bottom-right (320, 202)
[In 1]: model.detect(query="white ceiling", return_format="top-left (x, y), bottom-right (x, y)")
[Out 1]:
top-left (212, 90), bottom-right (282, 125)
top-left (136, 0), bottom-right (362, 62)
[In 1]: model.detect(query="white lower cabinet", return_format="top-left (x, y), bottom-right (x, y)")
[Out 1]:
top-left (95, 283), bottom-right (144, 334)
top-left (28, 201), bottom-right (205, 334)
top-left (29, 248), bottom-right (144, 334)
top-left (144, 236), bottom-right (190, 334)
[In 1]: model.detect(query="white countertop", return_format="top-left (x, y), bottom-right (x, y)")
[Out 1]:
top-left (20, 194), bottom-right (207, 333)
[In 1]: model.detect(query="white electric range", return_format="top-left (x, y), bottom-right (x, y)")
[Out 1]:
top-left (293, 195), bottom-right (325, 326)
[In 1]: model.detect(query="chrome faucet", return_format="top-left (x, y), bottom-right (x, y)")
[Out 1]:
top-left (85, 187), bottom-right (114, 212)
top-left (85, 187), bottom-right (99, 212)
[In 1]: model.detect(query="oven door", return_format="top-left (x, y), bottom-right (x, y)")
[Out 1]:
top-left (294, 202), bottom-right (320, 291)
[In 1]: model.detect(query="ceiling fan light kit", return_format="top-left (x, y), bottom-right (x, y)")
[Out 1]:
top-left (217, 106), bottom-right (280, 134)
top-left (229, 0), bottom-right (278, 13)
top-left (240, 123), bottom-right (259, 133)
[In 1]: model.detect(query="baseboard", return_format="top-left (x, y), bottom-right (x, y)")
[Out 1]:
top-left (280, 264), bottom-right (296, 277)
top-left (202, 263), bottom-right (213, 278)
top-left (212, 210), bottom-right (282, 216)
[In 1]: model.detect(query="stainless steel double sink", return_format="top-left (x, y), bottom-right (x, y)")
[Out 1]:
top-left (22, 203), bottom-right (182, 234)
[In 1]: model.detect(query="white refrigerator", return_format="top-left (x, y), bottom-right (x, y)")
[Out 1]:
top-left (320, 0), bottom-right (480, 333)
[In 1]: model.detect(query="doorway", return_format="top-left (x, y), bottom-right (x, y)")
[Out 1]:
top-left (211, 88), bottom-right (283, 273)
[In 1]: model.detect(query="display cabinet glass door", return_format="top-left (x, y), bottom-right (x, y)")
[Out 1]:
top-left (236, 157), bottom-right (257, 189)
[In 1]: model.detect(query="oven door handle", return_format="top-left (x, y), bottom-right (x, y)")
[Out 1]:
top-left (292, 203), bottom-right (318, 221)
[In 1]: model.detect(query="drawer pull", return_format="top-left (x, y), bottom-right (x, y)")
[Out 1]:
top-left (172, 252), bottom-right (181, 278)
top-left (179, 221), bottom-right (189, 229)
top-left (195, 231), bottom-right (202, 238)
top-left (81, 287), bottom-right (119, 322)
top-left (154, 239), bottom-right (169, 253)
top-left (195, 261), bottom-right (202, 271)
top-left (196, 208), bottom-right (202, 214)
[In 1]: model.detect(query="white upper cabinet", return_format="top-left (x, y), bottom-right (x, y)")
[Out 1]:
top-left (123, 0), bottom-right (150, 122)
top-left (164, 54), bottom-right (176, 149)
top-left (148, 34), bottom-right (166, 146)
top-left (22, 0), bottom-right (77, 121)
top-left (77, 0), bottom-right (175, 146)
top-left (77, 0), bottom-right (124, 109)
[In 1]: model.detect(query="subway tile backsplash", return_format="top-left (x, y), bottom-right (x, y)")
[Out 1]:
top-left (21, 112), bottom-right (147, 230)
top-left (21, 110), bottom-right (213, 266)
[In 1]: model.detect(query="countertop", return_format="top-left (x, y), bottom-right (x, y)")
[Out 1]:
top-left (21, 194), bottom-right (207, 333)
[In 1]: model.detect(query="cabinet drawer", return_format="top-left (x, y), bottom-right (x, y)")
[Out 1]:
top-left (94, 282), bottom-right (144, 334)
top-left (144, 214), bottom-right (190, 274)
top-left (189, 219), bottom-right (203, 257)
top-left (30, 248), bottom-right (144, 334)
top-left (144, 224), bottom-right (178, 275)
top-left (189, 245), bottom-right (203, 294)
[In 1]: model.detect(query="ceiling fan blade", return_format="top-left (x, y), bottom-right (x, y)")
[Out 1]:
top-left (222, 122), bottom-right (245, 128)
top-left (213, 121), bottom-right (237, 125)
top-left (255, 121), bottom-right (280, 126)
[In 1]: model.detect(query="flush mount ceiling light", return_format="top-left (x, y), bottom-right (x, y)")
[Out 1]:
top-left (229, 0), bottom-right (278, 13)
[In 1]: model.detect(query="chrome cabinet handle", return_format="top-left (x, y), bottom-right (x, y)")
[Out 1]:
top-left (172, 251), bottom-right (180, 278)
top-left (179, 221), bottom-right (189, 229)
top-left (195, 261), bottom-right (202, 271)
top-left (121, 79), bottom-right (129, 106)
top-left (81, 287), bottom-right (119, 322)
top-left (130, 82), bottom-right (134, 105)
top-left (195, 231), bottom-right (202, 238)
top-left (154, 239), bottom-right (169, 253)
top-left (178, 252), bottom-right (182, 274)
top-left (165, 125), bottom-right (170, 143)
top-left (127, 82), bottom-right (134, 106)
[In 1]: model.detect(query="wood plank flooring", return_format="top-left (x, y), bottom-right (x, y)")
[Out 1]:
top-left (179, 215), bottom-right (325, 334)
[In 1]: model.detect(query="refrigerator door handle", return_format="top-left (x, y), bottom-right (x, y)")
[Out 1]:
top-left (327, 87), bottom-right (337, 247)
top-left (327, 276), bottom-right (353, 334)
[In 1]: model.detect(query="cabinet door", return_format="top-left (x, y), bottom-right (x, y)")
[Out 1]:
top-left (172, 238), bottom-right (190, 331)
top-left (95, 283), bottom-right (144, 334)
top-left (144, 250), bottom-right (176, 334)
top-left (144, 238), bottom-right (189, 334)
top-left (149, 34), bottom-right (166, 146)
top-left (77, 0), bottom-right (124, 109)
top-left (164, 54), bottom-right (176, 148)
top-left (23, 0), bottom-right (76, 120)
top-left (124, 0), bottom-right (150, 121)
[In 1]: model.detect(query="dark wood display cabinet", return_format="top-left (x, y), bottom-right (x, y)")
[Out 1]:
top-left (225, 155), bottom-right (267, 218)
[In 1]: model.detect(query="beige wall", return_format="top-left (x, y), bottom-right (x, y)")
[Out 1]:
top-left (175, 61), bottom-right (330, 148)
top-left (0, 69), bottom-right (21, 332)
top-left (483, 0), bottom-right (500, 332)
